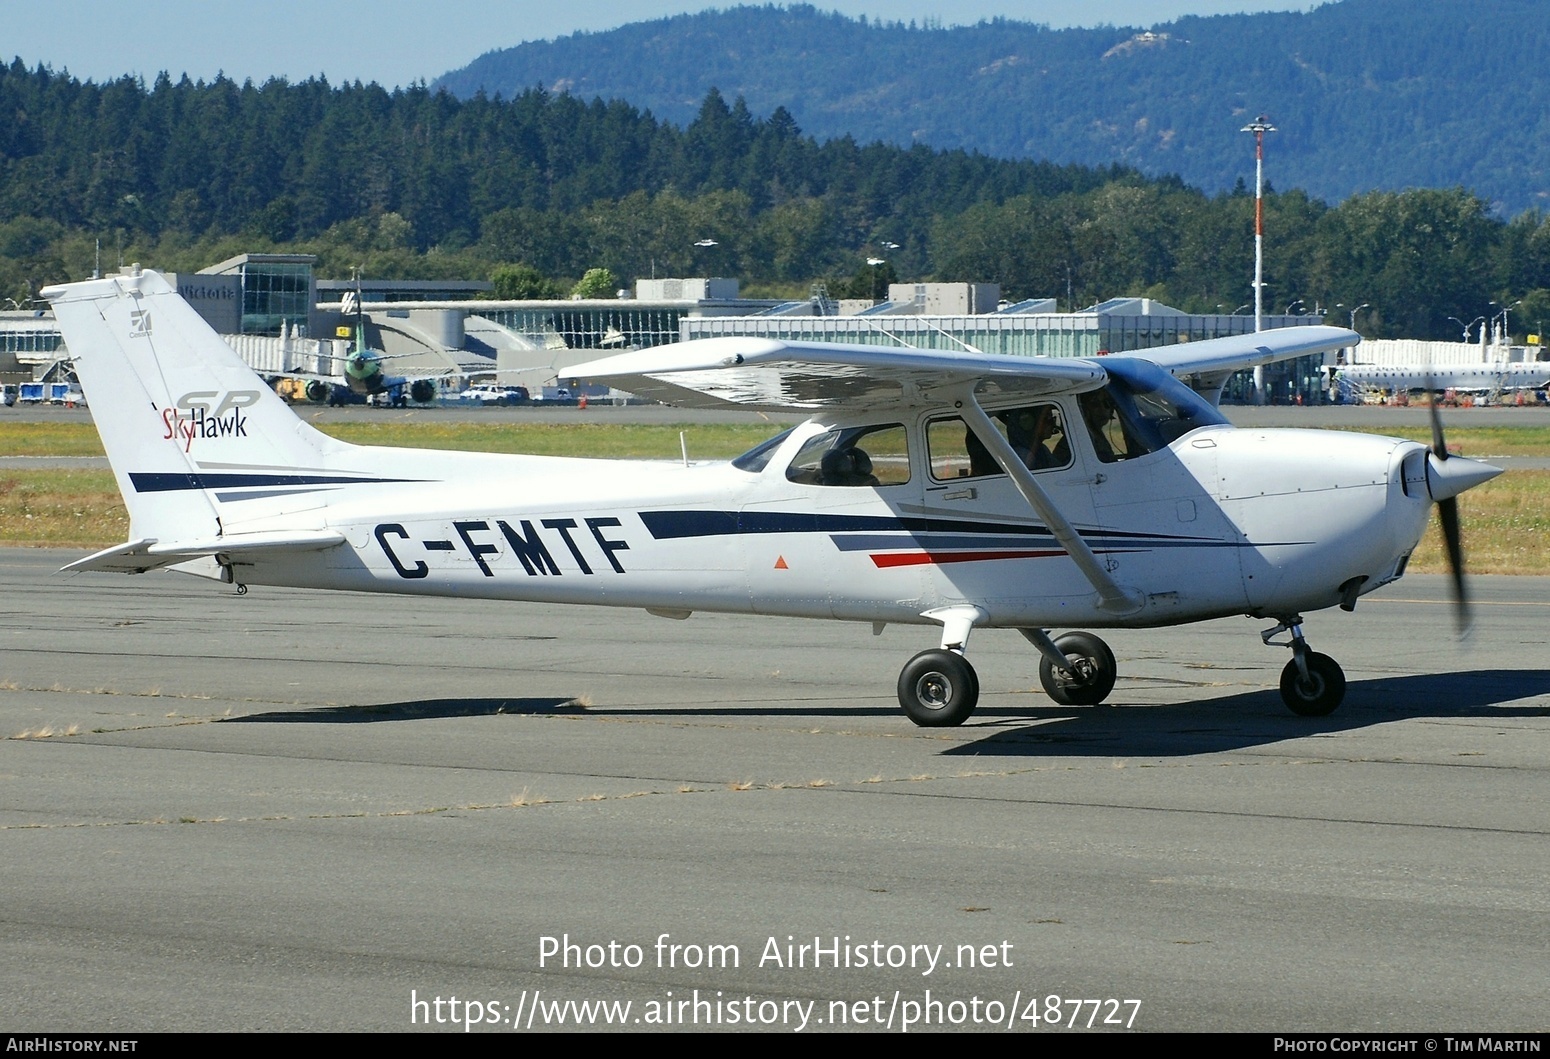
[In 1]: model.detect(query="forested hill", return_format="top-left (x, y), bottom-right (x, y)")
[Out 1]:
top-left (5, 59), bottom-right (1550, 342)
top-left (435, 0), bottom-right (1550, 215)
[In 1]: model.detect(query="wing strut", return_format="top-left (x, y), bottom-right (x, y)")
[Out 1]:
top-left (957, 389), bottom-right (1144, 616)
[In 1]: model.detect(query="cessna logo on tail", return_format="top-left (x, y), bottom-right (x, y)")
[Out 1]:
top-left (162, 390), bottom-right (262, 451)
top-left (129, 309), bottom-right (152, 337)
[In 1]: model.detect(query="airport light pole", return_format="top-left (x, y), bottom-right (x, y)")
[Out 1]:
top-left (1497, 300), bottom-right (1521, 344)
top-left (1447, 314), bottom-right (1480, 343)
top-left (1242, 115), bottom-right (1276, 403)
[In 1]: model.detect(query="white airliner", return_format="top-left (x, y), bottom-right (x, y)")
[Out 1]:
top-left (45, 269), bottom-right (1501, 724)
top-left (1332, 361), bottom-right (1550, 396)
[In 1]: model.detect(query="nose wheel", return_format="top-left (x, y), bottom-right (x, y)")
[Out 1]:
top-left (1279, 652), bottom-right (1345, 716)
top-left (1264, 617), bottom-right (1346, 716)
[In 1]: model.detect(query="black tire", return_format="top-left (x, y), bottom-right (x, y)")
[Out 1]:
top-left (1279, 652), bottom-right (1345, 716)
top-left (897, 650), bottom-right (979, 727)
top-left (1038, 631), bottom-right (1117, 706)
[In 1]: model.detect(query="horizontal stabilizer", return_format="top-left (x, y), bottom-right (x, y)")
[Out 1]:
top-left (62, 530), bottom-right (346, 575)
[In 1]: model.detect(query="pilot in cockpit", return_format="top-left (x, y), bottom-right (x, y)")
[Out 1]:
top-left (1001, 405), bottom-right (1070, 470)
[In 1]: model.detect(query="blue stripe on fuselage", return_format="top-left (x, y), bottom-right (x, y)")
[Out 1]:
top-left (638, 509), bottom-right (1229, 547)
top-left (130, 472), bottom-right (421, 493)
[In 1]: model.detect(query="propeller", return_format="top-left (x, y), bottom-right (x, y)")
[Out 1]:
top-left (1427, 384), bottom-right (1469, 631)
top-left (1422, 379), bottom-right (1502, 634)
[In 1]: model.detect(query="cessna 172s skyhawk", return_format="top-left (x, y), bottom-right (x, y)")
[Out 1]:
top-left (45, 268), bottom-right (1502, 725)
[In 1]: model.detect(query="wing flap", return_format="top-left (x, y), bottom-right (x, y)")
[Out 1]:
top-left (62, 529), bottom-right (346, 575)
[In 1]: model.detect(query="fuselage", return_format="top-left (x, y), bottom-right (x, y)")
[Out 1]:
top-left (213, 400), bottom-right (1434, 631)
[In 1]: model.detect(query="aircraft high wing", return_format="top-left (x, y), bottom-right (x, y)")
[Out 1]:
top-left (45, 269), bottom-right (1502, 725)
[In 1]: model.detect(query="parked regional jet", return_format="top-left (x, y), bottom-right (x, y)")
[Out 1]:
top-left (1331, 361), bottom-right (1550, 397)
top-left (45, 268), bottom-right (1501, 724)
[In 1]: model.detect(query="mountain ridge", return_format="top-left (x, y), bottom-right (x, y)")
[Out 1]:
top-left (433, 0), bottom-right (1550, 215)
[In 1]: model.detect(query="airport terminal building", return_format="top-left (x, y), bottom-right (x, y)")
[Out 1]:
top-left (4, 255), bottom-right (1337, 403)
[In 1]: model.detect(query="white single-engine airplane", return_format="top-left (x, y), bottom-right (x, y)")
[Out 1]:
top-left (46, 268), bottom-right (1503, 724)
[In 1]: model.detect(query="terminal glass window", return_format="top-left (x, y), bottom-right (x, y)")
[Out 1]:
top-left (241, 261), bottom-right (312, 336)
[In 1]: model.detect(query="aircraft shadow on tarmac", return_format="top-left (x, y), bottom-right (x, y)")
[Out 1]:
top-left (944, 669), bottom-right (1550, 757)
top-left (218, 670), bottom-right (1550, 757)
top-left (220, 697), bottom-right (585, 723)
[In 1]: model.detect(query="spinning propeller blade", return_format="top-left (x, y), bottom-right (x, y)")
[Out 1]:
top-left (1426, 376), bottom-right (1470, 635)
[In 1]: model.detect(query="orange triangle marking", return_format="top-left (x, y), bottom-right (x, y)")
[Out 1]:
top-left (773, 556), bottom-right (788, 570)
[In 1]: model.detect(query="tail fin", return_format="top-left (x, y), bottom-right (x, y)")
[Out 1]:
top-left (44, 268), bottom-right (353, 568)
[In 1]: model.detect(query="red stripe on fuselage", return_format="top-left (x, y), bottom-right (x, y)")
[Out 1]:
top-left (870, 548), bottom-right (1067, 568)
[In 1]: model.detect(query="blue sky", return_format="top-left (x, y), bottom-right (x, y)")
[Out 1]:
top-left (10, 1), bottom-right (1312, 87)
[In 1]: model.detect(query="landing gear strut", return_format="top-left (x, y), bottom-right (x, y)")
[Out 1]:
top-left (1263, 617), bottom-right (1346, 716)
top-left (898, 606), bottom-right (984, 727)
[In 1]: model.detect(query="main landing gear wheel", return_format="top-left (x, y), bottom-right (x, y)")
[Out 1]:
top-left (1038, 631), bottom-right (1117, 706)
top-left (897, 650), bottom-right (979, 727)
top-left (1279, 652), bottom-right (1345, 716)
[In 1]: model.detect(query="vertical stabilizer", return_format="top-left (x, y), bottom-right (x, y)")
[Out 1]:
top-left (42, 268), bottom-right (346, 543)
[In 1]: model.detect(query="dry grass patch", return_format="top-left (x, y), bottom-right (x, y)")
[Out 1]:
top-left (0, 470), bottom-right (127, 548)
top-left (1407, 470), bottom-right (1550, 575)
top-left (314, 421), bottom-right (781, 460)
top-left (1334, 424), bottom-right (1550, 459)
top-left (0, 422), bottom-right (106, 457)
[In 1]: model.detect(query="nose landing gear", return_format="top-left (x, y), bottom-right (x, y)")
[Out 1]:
top-left (1263, 617), bottom-right (1346, 716)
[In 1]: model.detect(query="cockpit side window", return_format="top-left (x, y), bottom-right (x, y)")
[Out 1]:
top-left (784, 424), bottom-right (910, 487)
top-left (1080, 359), bottom-right (1230, 463)
top-left (1078, 388), bottom-right (1140, 463)
top-left (927, 403), bottom-right (1072, 480)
